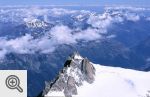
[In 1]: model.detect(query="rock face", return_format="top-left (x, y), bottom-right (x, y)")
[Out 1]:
top-left (42, 52), bottom-right (96, 97)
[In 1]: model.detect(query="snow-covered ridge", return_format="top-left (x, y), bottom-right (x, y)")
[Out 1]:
top-left (24, 18), bottom-right (48, 28)
top-left (0, 6), bottom-right (149, 23)
top-left (42, 53), bottom-right (150, 97)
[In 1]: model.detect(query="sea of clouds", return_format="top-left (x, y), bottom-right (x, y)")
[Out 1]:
top-left (0, 6), bottom-right (150, 59)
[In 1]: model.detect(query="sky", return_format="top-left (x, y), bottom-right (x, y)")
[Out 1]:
top-left (0, 0), bottom-right (149, 6)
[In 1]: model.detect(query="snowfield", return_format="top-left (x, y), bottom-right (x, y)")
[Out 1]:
top-left (46, 64), bottom-right (150, 97)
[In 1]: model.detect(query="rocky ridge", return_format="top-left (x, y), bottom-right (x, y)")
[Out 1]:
top-left (42, 52), bottom-right (96, 97)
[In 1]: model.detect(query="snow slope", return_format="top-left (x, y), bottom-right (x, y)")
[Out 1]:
top-left (45, 63), bottom-right (150, 97)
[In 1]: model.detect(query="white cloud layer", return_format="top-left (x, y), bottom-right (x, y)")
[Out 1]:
top-left (0, 6), bottom-right (149, 59)
top-left (0, 25), bottom-right (102, 59)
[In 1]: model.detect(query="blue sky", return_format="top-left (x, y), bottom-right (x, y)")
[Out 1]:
top-left (0, 0), bottom-right (149, 6)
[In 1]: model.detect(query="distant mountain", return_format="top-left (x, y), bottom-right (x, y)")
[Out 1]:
top-left (39, 52), bottom-right (150, 97)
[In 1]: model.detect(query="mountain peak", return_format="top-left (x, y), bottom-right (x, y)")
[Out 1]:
top-left (69, 51), bottom-right (83, 60)
top-left (39, 52), bottom-right (150, 97)
top-left (42, 52), bottom-right (95, 97)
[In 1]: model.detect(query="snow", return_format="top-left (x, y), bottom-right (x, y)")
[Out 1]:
top-left (46, 64), bottom-right (150, 97)
top-left (74, 54), bottom-right (83, 60)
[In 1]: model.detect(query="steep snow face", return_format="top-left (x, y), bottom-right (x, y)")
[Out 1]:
top-left (45, 63), bottom-right (150, 97)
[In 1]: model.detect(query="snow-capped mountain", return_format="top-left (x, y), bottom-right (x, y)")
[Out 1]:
top-left (24, 18), bottom-right (48, 28)
top-left (40, 52), bottom-right (150, 97)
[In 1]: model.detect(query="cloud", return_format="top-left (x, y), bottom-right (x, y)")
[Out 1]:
top-left (146, 17), bottom-right (150, 21)
top-left (0, 25), bottom-right (102, 59)
top-left (86, 6), bottom-right (143, 32)
top-left (87, 13), bottom-right (113, 30)
top-left (0, 49), bottom-right (7, 59)
top-left (50, 25), bottom-right (76, 44)
top-left (146, 58), bottom-right (150, 62)
top-left (0, 34), bottom-right (34, 59)
top-left (0, 6), bottom-right (149, 59)
top-left (74, 28), bottom-right (102, 41)
top-left (0, 6), bottom-right (145, 24)
top-left (50, 8), bottom-right (77, 16)
top-left (125, 13), bottom-right (140, 22)
top-left (0, 33), bottom-right (56, 59)
top-left (105, 6), bottom-right (149, 11)
top-left (106, 35), bottom-right (116, 39)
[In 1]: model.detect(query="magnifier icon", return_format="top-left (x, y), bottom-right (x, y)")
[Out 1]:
top-left (5, 75), bottom-right (23, 93)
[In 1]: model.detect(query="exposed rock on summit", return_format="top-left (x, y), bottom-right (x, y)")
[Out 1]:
top-left (42, 52), bottom-right (96, 97)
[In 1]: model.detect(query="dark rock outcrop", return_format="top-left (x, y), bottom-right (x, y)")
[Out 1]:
top-left (41, 52), bottom-right (96, 97)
